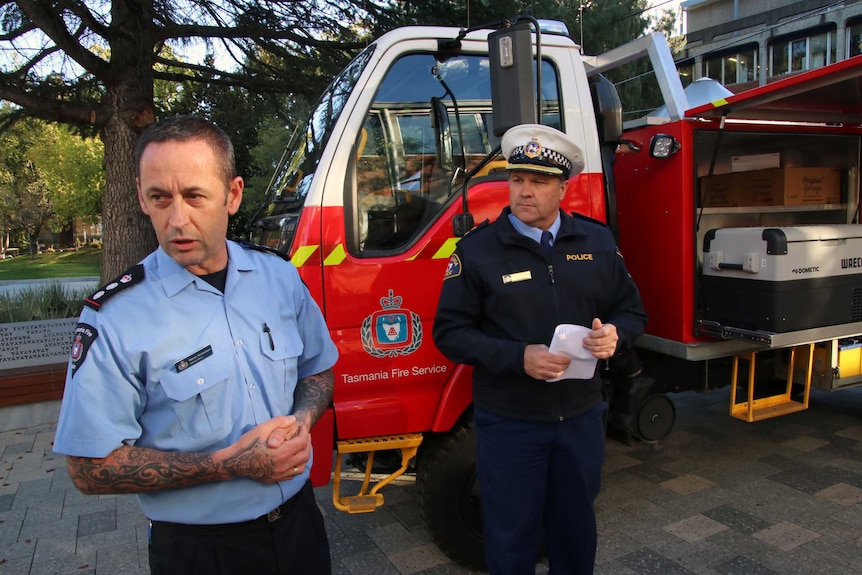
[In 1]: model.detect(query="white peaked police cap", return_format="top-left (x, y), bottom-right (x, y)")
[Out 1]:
top-left (501, 124), bottom-right (585, 179)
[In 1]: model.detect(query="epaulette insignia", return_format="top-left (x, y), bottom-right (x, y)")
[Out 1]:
top-left (570, 212), bottom-right (609, 228)
top-left (462, 219), bottom-right (490, 238)
top-left (239, 240), bottom-right (291, 262)
top-left (84, 264), bottom-right (145, 311)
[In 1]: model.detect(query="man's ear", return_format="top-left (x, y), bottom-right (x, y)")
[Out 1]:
top-left (227, 176), bottom-right (244, 215)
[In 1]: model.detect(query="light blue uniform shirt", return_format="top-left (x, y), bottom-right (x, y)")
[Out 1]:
top-left (53, 241), bottom-right (339, 524)
top-left (508, 212), bottom-right (561, 246)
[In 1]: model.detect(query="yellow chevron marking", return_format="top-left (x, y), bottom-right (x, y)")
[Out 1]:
top-left (324, 244), bottom-right (347, 266)
top-left (290, 245), bottom-right (319, 267)
top-left (433, 238), bottom-right (460, 259)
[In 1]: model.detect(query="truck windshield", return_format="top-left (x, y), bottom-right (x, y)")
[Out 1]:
top-left (353, 52), bottom-right (561, 253)
top-left (247, 45), bottom-right (375, 253)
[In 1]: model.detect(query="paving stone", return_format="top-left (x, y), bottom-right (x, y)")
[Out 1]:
top-left (781, 435), bottom-right (829, 452)
top-left (752, 521), bottom-right (821, 551)
top-left (815, 482), bottom-right (862, 506)
top-left (713, 554), bottom-right (780, 574)
top-left (835, 425), bottom-right (862, 441)
top-left (701, 505), bottom-right (772, 535)
top-left (0, 555), bottom-right (36, 575)
top-left (94, 542), bottom-right (145, 575)
top-left (388, 542), bottom-right (451, 574)
top-left (618, 547), bottom-right (697, 574)
top-left (77, 509), bottom-right (117, 538)
top-left (1, 443), bottom-right (34, 459)
top-left (660, 473), bottom-right (715, 496)
top-left (663, 514), bottom-right (729, 543)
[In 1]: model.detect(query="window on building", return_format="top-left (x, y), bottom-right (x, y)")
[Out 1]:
top-left (676, 59), bottom-right (695, 87)
top-left (848, 19), bottom-right (862, 56)
top-left (769, 28), bottom-right (836, 77)
top-left (703, 48), bottom-right (757, 85)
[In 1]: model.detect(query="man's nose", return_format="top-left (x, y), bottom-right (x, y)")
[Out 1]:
top-left (168, 201), bottom-right (190, 227)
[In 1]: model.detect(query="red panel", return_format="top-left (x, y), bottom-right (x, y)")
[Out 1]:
top-left (310, 407), bottom-right (335, 487)
top-left (301, 171), bottom-right (605, 440)
top-left (614, 122), bottom-right (698, 344)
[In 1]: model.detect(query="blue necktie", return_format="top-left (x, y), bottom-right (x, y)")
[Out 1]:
top-left (540, 230), bottom-right (553, 258)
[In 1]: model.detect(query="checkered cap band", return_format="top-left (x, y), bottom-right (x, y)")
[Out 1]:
top-left (508, 143), bottom-right (573, 175)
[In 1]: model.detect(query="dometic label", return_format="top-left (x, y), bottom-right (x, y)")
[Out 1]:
top-left (342, 364), bottom-right (448, 384)
top-left (362, 289), bottom-right (423, 358)
top-left (791, 266), bottom-right (819, 274)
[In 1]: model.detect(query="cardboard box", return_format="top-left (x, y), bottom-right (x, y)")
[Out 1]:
top-left (739, 167), bottom-right (841, 206)
top-left (700, 172), bottom-right (740, 207)
top-left (732, 152), bottom-right (780, 172)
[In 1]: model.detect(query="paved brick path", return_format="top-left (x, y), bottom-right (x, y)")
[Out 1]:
top-left (1, 385), bottom-right (861, 574)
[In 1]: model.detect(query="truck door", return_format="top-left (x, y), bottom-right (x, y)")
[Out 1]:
top-left (323, 48), bottom-right (572, 440)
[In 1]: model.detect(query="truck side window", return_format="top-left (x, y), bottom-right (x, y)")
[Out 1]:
top-left (351, 53), bottom-right (561, 253)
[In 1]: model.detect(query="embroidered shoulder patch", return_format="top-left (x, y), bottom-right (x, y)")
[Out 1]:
top-left (444, 254), bottom-right (462, 280)
top-left (84, 264), bottom-right (144, 311)
top-left (70, 323), bottom-right (97, 377)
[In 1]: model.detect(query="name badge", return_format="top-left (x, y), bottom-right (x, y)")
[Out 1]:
top-left (175, 345), bottom-right (213, 372)
top-left (502, 270), bottom-right (532, 284)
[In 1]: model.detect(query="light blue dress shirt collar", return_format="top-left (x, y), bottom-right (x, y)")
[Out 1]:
top-left (508, 211), bottom-right (562, 246)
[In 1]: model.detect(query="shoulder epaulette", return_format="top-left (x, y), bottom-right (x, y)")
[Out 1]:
top-left (239, 240), bottom-right (291, 262)
top-left (84, 264), bottom-right (145, 311)
top-left (462, 219), bottom-right (491, 239)
top-left (570, 211), bottom-right (609, 228)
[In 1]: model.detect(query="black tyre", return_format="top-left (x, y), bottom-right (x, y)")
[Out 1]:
top-left (416, 414), bottom-right (485, 570)
top-left (635, 394), bottom-right (676, 442)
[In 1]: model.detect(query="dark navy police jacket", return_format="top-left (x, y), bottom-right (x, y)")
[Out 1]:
top-left (433, 207), bottom-right (648, 422)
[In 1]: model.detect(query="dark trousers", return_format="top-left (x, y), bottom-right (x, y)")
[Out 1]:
top-left (475, 402), bottom-right (607, 575)
top-left (148, 480), bottom-right (331, 575)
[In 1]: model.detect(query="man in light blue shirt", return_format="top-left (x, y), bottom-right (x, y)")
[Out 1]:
top-left (54, 115), bottom-right (338, 574)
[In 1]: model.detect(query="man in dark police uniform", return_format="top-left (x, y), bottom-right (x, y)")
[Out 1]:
top-left (433, 123), bottom-right (648, 574)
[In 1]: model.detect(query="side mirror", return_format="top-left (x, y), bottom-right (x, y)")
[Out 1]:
top-left (432, 96), bottom-right (454, 171)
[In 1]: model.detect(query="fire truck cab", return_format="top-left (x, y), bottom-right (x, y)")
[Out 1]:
top-left (247, 17), bottom-right (862, 567)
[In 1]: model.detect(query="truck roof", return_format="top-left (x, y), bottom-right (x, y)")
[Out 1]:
top-left (686, 54), bottom-right (862, 124)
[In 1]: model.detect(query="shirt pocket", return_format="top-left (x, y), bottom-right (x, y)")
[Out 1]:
top-left (260, 328), bottom-right (304, 411)
top-left (159, 358), bottom-right (230, 439)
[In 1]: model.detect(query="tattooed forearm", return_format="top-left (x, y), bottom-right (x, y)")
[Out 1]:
top-left (66, 445), bottom-right (225, 495)
top-left (293, 368), bottom-right (334, 427)
top-left (66, 436), bottom-right (277, 495)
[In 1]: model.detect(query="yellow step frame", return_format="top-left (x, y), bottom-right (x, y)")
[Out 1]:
top-left (730, 344), bottom-right (813, 422)
top-left (332, 433), bottom-right (423, 513)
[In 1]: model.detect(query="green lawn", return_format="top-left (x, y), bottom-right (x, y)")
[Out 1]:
top-left (0, 248), bottom-right (102, 280)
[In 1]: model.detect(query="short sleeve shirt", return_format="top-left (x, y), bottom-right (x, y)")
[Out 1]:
top-left (53, 241), bottom-right (339, 524)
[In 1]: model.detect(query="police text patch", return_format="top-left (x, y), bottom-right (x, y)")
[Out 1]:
top-left (70, 323), bottom-right (98, 377)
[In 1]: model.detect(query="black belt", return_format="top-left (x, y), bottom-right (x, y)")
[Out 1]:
top-left (151, 484), bottom-right (305, 533)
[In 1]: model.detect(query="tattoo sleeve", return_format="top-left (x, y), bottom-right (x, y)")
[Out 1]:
top-left (66, 435), bottom-right (275, 495)
top-left (292, 368), bottom-right (335, 428)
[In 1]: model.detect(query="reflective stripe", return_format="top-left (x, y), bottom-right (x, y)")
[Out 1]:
top-left (291, 239), bottom-right (459, 266)
top-left (432, 238), bottom-right (460, 259)
top-left (290, 245), bottom-right (319, 267)
top-left (324, 244), bottom-right (347, 266)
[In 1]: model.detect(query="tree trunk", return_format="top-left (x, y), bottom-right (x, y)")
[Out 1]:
top-left (99, 112), bottom-right (157, 283)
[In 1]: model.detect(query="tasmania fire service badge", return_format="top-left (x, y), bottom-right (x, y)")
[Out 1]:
top-left (361, 289), bottom-right (422, 358)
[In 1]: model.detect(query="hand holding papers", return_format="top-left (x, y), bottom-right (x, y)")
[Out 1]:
top-left (546, 324), bottom-right (598, 382)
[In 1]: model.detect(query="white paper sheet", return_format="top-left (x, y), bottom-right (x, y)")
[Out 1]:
top-left (546, 324), bottom-right (598, 382)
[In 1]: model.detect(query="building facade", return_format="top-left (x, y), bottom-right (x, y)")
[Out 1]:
top-left (679, 0), bottom-right (862, 92)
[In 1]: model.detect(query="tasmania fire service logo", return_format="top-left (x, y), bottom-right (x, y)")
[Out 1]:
top-left (361, 289), bottom-right (422, 358)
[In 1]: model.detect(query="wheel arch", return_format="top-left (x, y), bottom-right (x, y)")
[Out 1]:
top-left (431, 363), bottom-right (473, 432)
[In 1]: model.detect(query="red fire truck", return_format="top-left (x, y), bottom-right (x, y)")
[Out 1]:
top-left (246, 17), bottom-right (862, 567)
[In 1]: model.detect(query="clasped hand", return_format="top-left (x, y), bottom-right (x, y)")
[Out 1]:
top-left (524, 318), bottom-right (618, 380)
top-left (223, 415), bottom-right (311, 483)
